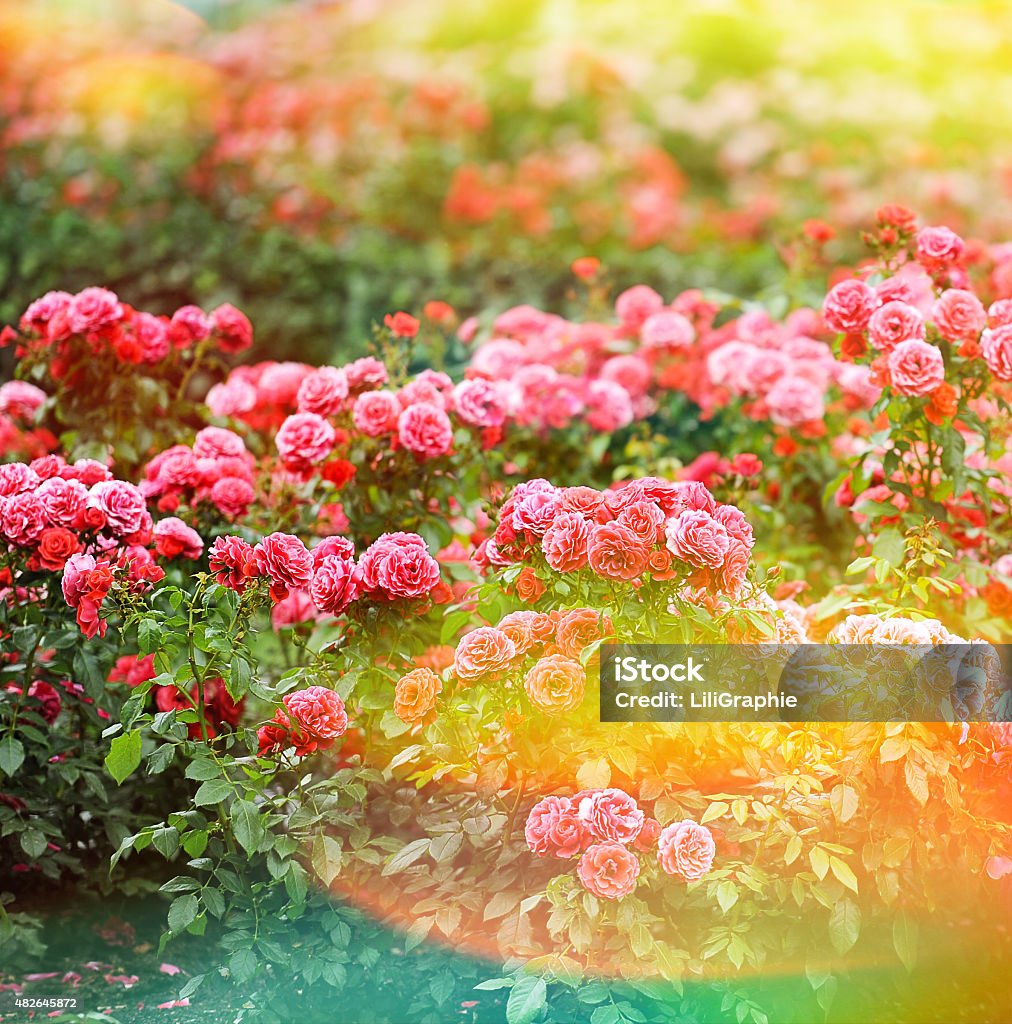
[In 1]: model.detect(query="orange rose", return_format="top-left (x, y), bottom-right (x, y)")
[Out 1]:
top-left (515, 567), bottom-right (546, 603)
top-left (523, 655), bottom-right (585, 714)
top-left (394, 668), bottom-right (443, 724)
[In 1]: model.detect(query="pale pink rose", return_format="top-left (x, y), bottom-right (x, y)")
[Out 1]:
top-left (578, 788), bottom-right (644, 844)
top-left (249, 533), bottom-right (314, 596)
top-left (193, 427), bottom-right (247, 460)
top-left (453, 379), bottom-right (508, 427)
top-left (933, 290), bottom-right (986, 343)
top-left (829, 614), bottom-right (885, 644)
top-left (358, 532), bottom-right (440, 599)
top-left (352, 390), bottom-right (400, 436)
top-left (0, 381), bottom-right (46, 420)
top-left (615, 285), bottom-right (664, 331)
top-left (524, 796), bottom-right (588, 858)
top-left (310, 555), bottom-right (361, 615)
top-left (868, 301), bottom-right (925, 352)
top-left (397, 402), bottom-right (453, 458)
top-left (70, 287), bottom-right (121, 334)
top-left (397, 380), bottom-right (444, 409)
top-left (454, 627), bottom-right (516, 680)
top-left (666, 510), bottom-right (731, 569)
top-left (822, 279), bottom-right (879, 334)
top-left (584, 380), bottom-right (634, 431)
top-left (988, 299), bottom-right (1012, 328)
top-left (982, 325), bottom-right (1012, 381)
top-left (764, 375), bottom-right (825, 426)
top-left (35, 477), bottom-right (88, 527)
top-left (295, 367), bottom-right (349, 416)
top-left (916, 226), bottom-right (964, 269)
top-left (20, 290), bottom-right (73, 333)
top-left (206, 378), bottom-right (257, 417)
top-left (658, 820), bottom-right (715, 881)
top-left (344, 356), bottom-right (389, 391)
top-left (887, 340), bottom-right (945, 396)
top-left (469, 339), bottom-right (526, 378)
top-left (0, 492), bottom-right (45, 546)
top-left (640, 310), bottom-right (694, 350)
top-left (275, 413), bottom-right (336, 468)
top-left (87, 480), bottom-right (149, 537)
top-left (577, 842), bottom-right (640, 899)
top-left (457, 316), bottom-right (480, 343)
top-left (600, 354), bottom-right (652, 397)
top-left (542, 511), bottom-right (590, 572)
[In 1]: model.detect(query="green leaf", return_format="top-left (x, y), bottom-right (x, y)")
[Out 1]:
top-left (0, 737), bottom-right (25, 776)
top-left (893, 910), bottom-right (919, 971)
top-left (872, 528), bottom-right (905, 568)
top-left (167, 894), bottom-right (199, 934)
top-left (194, 778), bottom-right (233, 806)
top-left (506, 974), bottom-right (547, 1024)
top-left (828, 898), bottom-right (861, 954)
top-left (809, 846), bottom-right (830, 881)
top-left (105, 730), bottom-right (142, 785)
top-left (20, 828), bottom-right (47, 859)
top-left (829, 856), bottom-right (859, 894)
top-left (228, 948), bottom-right (257, 983)
top-left (830, 784), bottom-right (859, 824)
top-left (716, 880), bottom-right (739, 913)
top-left (312, 835), bottom-right (343, 886)
top-left (879, 737), bottom-right (909, 764)
top-left (383, 837), bottom-right (430, 876)
top-left (231, 800), bottom-right (265, 855)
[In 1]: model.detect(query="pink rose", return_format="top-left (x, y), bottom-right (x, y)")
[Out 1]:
top-left (712, 504), bottom-right (754, 549)
top-left (35, 477), bottom-right (88, 527)
top-left (310, 555), bottom-right (361, 615)
top-left (352, 390), bottom-right (400, 436)
top-left (87, 480), bottom-right (149, 538)
top-left (640, 310), bottom-right (694, 350)
top-left (345, 356), bottom-right (389, 391)
top-left (153, 518), bottom-right (203, 560)
top-left (211, 304), bottom-right (253, 354)
top-left (193, 427), bottom-right (247, 460)
top-left (258, 686), bottom-right (348, 757)
top-left (19, 290), bottom-right (72, 333)
top-left (359, 532), bottom-right (440, 599)
top-left (524, 796), bottom-right (588, 858)
top-left (933, 289), bottom-right (986, 343)
top-left (665, 509), bottom-right (730, 569)
top-left (523, 655), bottom-right (585, 714)
top-left (577, 842), bottom-right (640, 899)
top-left (134, 312), bottom-right (170, 363)
top-left (297, 367), bottom-right (349, 416)
top-left (764, 375), bottom-right (825, 427)
top-left (615, 285), bottom-right (664, 331)
top-left (657, 819), bottom-right (715, 881)
top-left (0, 463), bottom-right (40, 498)
top-left (888, 339), bottom-right (946, 396)
top-left (209, 535), bottom-right (254, 592)
top-left (584, 380), bottom-right (634, 432)
top-left (0, 492), bottom-right (45, 546)
top-left (209, 477), bottom-right (255, 520)
top-left (916, 226), bottom-right (964, 270)
top-left (311, 536), bottom-right (356, 567)
top-left (169, 305), bottom-right (211, 348)
top-left (275, 413), bottom-right (336, 469)
top-left (988, 299), bottom-right (1012, 328)
top-left (454, 627), bottom-right (517, 680)
top-left (578, 788), bottom-right (644, 844)
top-left (541, 511), bottom-right (590, 572)
top-left (206, 379), bottom-right (257, 417)
top-left (70, 287), bottom-right (121, 334)
top-left (0, 381), bottom-right (46, 420)
top-left (453, 379), bottom-right (508, 427)
top-left (250, 533), bottom-right (314, 599)
top-left (868, 301), bottom-right (925, 352)
top-left (397, 402), bottom-right (453, 458)
top-left (587, 522), bottom-right (650, 581)
top-left (822, 279), bottom-right (879, 334)
top-left (617, 501), bottom-right (665, 545)
top-left (982, 325), bottom-right (1012, 381)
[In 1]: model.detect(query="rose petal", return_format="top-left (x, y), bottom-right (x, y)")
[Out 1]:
top-left (159, 963), bottom-right (181, 976)
top-left (985, 855), bottom-right (1012, 880)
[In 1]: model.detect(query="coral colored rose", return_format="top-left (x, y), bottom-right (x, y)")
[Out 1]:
top-left (515, 567), bottom-right (546, 603)
top-left (211, 304), bottom-right (253, 354)
top-left (384, 311), bottom-right (419, 337)
top-left (393, 668), bottom-right (443, 724)
top-left (276, 413), bottom-right (336, 469)
top-left (455, 627), bottom-right (516, 680)
top-left (297, 366), bottom-right (349, 416)
top-left (209, 535), bottom-right (254, 592)
top-left (35, 527), bottom-right (80, 570)
top-left (258, 686), bottom-right (348, 757)
top-left (398, 402), bottom-right (453, 458)
top-left (822, 279), bottom-right (879, 334)
top-left (665, 510), bottom-right (731, 569)
top-left (632, 817), bottom-right (662, 853)
top-left (577, 842), bottom-right (640, 899)
top-left (982, 325), bottom-right (1012, 381)
top-left (525, 796), bottom-right (588, 858)
top-left (925, 382), bottom-right (958, 425)
top-left (933, 289), bottom-right (986, 343)
top-left (249, 533), bottom-right (313, 600)
top-left (541, 511), bottom-right (590, 572)
top-left (887, 339), bottom-right (946, 396)
top-left (578, 789), bottom-right (644, 844)
top-left (658, 819), bottom-right (716, 881)
top-left (587, 522), bottom-right (650, 581)
top-left (617, 501), bottom-right (665, 545)
top-left (153, 518), bottom-right (203, 560)
top-left (310, 555), bottom-right (361, 615)
top-left (571, 256), bottom-right (600, 281)
top-left (352, 390), bottom-right (400, 436)
top-left (555, 608), bottom-right (611, 659)
top-left (523, 655), bottom-right (585, 714)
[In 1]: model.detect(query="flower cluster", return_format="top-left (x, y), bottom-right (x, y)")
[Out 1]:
top-left (525, 788), bottom-right (715, 899)
top-left (257, 685), bottom-right (350, 757)
top-left (482, 477), bottom-right (755, 597)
